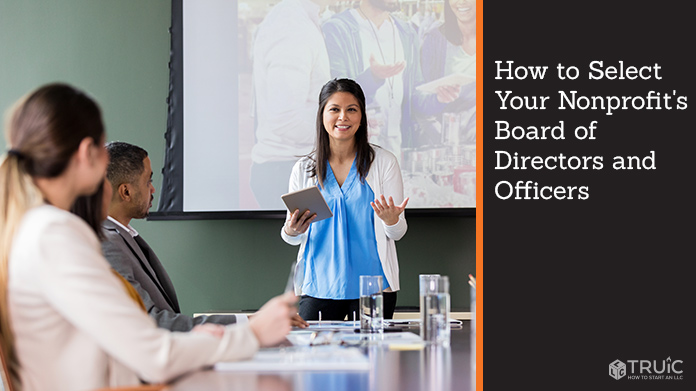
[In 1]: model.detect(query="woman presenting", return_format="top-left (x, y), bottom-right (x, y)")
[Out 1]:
top-left (282, 78), bottom-right (408, 321)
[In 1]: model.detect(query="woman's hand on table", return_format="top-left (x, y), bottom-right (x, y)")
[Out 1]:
top-left (249, 292), bottom-right (298, 347)
top-left (291, 312), bottom-right (309, 328)
top-left (371, 195), bottom-right (409, 226)
top-left (284, 209), bottom-right (317, 237)
top-left (249, 306), bottom-right (308, 328)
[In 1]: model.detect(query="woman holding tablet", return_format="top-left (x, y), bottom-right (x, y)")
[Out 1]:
top-left (0, 84), bottom-right (294, 391)
top-left (282, 78), bottom-right (409, 321)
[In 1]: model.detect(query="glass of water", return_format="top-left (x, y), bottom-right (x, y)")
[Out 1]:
top-left (360, 275), bottom-right (383, 334)
top-left (420, 275), bottom-right (450, 345)
top-left (419, 274), bottom-right (440, 337)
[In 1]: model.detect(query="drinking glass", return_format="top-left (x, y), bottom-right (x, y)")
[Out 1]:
top-left (420, 275), bottom-right (450, 345)
top-left (360, 275), bottom-right (383, 333)
top-left (419, 274), bottom-right (440, 334)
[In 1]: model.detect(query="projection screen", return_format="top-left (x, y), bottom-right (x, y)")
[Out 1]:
top-left (155, 0), bottom-right (476, 219)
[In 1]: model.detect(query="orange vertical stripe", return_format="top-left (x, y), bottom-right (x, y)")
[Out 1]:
top-left (475, 0), bottom-right (483, 390)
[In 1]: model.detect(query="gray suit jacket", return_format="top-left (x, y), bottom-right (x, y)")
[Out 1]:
top-left (101, 219), bottom-right (237, 331)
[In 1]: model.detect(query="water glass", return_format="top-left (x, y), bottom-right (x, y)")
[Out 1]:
top-left (419, 275), bottom-right (450, 344)
top-left (419, 274), bottom-right (440, 332)
top-left (360, 275), bottom-right (383, 333)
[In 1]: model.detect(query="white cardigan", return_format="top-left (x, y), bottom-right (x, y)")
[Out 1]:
top-left (8, 205), bottom-right (259, 391)
top-left (281, 147), bottom-right (408, 293)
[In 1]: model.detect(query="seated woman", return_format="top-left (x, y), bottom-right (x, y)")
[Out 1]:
top-left (0, 83), bottom-right (295, 391)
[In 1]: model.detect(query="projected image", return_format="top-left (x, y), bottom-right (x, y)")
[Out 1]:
top-left (178, 0), bottom-right (476, 213)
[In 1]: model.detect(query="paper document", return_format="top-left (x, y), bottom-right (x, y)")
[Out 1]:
top-left (215, 346), bottom-right (369, 372)
top-left (416, 73), bottom-right (475, 94)
top-left (339, 331), bottom-right (422, 347)
top-left (385, 318), bottom-right (463, 326)
top-left (287, 330), bottom-right (423, 349)
top-left (302, 321), bottom-right (359, 331)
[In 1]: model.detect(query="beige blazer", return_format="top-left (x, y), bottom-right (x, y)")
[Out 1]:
top-left (8, 205), bottom-right (258, 391)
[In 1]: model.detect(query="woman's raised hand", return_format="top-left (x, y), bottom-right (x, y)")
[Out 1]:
top-left (283, 209), bottom-right (317, 237)
top-left (371, 195), bottom-right (409, 226)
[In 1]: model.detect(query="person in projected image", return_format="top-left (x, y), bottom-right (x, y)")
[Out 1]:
top-left (282, 78), bottom-right (408, 321)
top-left (419, 0), bottom-right (476, 145)
top-left (410, 3), bottom-right (437, 44)
top-left (101, 142), bottom-right (308, 331)
top-left (321, 0), bottom-right (462, 159)
top-left (250, 0), bottom-right (340, 209)
top-left (1, 84), bottom-right (295, 391)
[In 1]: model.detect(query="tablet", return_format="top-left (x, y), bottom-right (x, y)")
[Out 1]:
top-left (281, 186), bottom-right (333, 222)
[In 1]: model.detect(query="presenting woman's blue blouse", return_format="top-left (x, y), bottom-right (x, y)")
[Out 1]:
top-left (301, 158), bottom-right (389, 300)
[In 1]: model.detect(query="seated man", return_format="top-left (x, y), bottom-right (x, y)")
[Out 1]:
top-left (102, 142), bottom-right (306, 330)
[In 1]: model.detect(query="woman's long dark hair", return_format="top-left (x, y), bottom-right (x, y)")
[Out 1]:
top-left (70, 180), bottom-right (107, 240)
top-left (440, 0), bottom-right (463, 46)
top-left (308, 78), bottom-right (374, 186)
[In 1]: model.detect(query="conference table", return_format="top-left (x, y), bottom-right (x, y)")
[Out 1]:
top-left (167, 321), bottom-right (475, 391)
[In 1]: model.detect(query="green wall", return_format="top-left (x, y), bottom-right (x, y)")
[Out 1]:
top-left (0, 0), bottom-right (475, 314)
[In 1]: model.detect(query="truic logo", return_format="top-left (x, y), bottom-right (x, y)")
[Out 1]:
top-left (609, 360), bottom-right (626, 380)
top-left (609, 357), bottom-right (683, 381)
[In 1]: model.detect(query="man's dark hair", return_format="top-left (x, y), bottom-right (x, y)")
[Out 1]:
top-left (106, 141), bottom-right (149, 189)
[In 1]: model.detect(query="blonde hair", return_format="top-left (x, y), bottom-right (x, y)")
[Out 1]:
top-left (0, 152), bottom-right (43, 385)
top-left (0, 84), bottom-right (104, 386)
